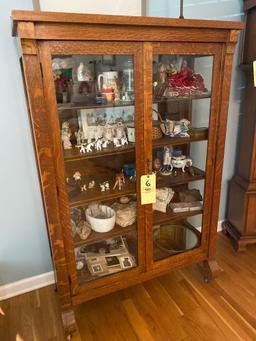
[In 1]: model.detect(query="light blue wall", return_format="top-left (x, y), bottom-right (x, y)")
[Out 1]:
top-left (148, 0), bottom-right (245, 220)
top-left (0, 0), bottom-right (53, 285)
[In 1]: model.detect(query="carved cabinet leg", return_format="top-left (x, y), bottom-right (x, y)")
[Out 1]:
top-left (199, 260), bottom-right (223, 283)
top-left (62, 309), bottom-right (77, 340)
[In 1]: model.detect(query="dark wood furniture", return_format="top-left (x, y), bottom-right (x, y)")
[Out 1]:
top-left (12, 10), bottom-right (243, 338)
top-left (223, 0), bottom-right (256, 251)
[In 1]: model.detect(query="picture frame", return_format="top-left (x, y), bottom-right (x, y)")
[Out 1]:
top-left (91, 264), bottom-right (104, 274)
top-left (120, 256), bottom-right (133, 269)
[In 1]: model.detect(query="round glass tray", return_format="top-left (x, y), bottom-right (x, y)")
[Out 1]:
top-left (153, 224), bottom-right (199, 254)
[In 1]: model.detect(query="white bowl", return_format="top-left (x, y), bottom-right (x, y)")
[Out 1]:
top-left (85, 205), bottom-right (116, 233)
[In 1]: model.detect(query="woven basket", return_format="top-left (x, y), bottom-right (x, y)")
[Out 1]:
top-left (152, 121), bottom-right (163, 140)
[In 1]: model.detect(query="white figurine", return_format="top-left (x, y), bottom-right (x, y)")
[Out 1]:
top-left (100, 184), bottom-right (105, 192)
top-left (162, 146), bottom-right (172, 173)
top-left (102, 140), bottom-right (109, 148)
top-left (104, 181), bottom-right (110, 190)
top-left (88, 180), bottom-right (95, 189)
top-left (77, 62), bottom-right (92, 82)
top-left (95, 139), bottom-right (102, 151)
top-left (73, 171), bottom-right (82, 184)
top-left (80, 144), bottom-right (86, 153)
top-left (86, 142), bottom-right (94, 152)
top-left (113, 138), bottom-right (121, 147)
top-left (121, 136), bottom-right (128, 146)
top-left (80, 184), bottom-right (87, 192)
top-left (61, 121), bottom-right (72, 149)
top-left (75, 129), bottom-right (84, 146)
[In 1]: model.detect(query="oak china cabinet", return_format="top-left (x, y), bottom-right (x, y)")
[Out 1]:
top-left (12, 10), bottom-right (243, 337)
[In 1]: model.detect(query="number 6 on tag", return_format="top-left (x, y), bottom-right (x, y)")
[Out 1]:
top-left (140, 174), bottom-right (156, 205)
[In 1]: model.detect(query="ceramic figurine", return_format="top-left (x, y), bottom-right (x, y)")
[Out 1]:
top-left (102, 140), bottom-right (109, 148)
top-left (121, 136), bottom-right (128, 146)
top-left (113, 138), bottom-right (121, 147)
top-left (95, 139), bottom-right (102, 151)
top-left (161, 146), bottom-right (172, 174)
top-left (113, 170), bottom-right (125, 190)
top-left (88, 180), bottom-right (95, 189)
top-left (104, 181), bottom-right (110, 190)
top-left (86, 142), bottom-right (94, 152)
top-left (80, 184), bottom-right (87, 192)
top-left (61, 121), bottom-right (72, 149)
top-left (80, 144), bottom-right (86, 153)
top-left (77, 62), bottom-right (92, 82)
top-left (73, 171), bottom-right (82, 184)
top-left (66, 177), bottom-right (70, 183)
top-left (75, 129), bottom-right (84, 146)
top-left (100, 183), bottom-right (105, 192)
top-left (171, 154), bottom-right (193, 172)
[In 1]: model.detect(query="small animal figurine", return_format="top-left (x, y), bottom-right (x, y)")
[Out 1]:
top-left (113, 170), bottom-right (125, 191)
top-left (95, 139), bottom-right (102, 151)
top-left (86, 142), bottom-right (94, 152)
top-left (80, 184), bottom-right (87, 192)
top-left (102, 140), bottom-right (109, 148)
top-left (80, 144), bottom-right (86, 153)
top-left (88, 180), bottom-right (95, 189)
top-left (104, 181), bottom-right (110, 190)
top-left (73, 171), bottom-right (82, 184)
top-left (121, 136), bottom-right (128, 146)
top-left (113, 138), bottom-right (121, 147)
top-left (100, 183), bottom-right (106, 192)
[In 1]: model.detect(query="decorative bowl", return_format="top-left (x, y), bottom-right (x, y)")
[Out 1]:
top-left (85, 205), bottom-right (116, 233)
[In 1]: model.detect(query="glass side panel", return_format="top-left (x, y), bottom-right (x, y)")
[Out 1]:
top-left (152, 54), bottom-right (213, 261)
top-left (51, 55), bottom-right (138, 283)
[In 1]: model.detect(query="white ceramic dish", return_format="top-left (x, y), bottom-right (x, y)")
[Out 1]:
top-left (85, 205), bottom-right (116, 233)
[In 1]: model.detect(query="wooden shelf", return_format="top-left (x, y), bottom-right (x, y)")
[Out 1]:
top-left (74, 223), bottom-right (136, 247)
top-left (157, 166), bottom-right (205, 187)
top-left (154, 92), bottom-right (211, 103)
top-left (69, 180), bottom-right (136, 208)
top-left (58, 101), bottom-right (134, 111)
top-left (63, 135), bottom-right (207, 163)
top-left (64, 143), bottom-right (135, 162)
top-left (153, 206), bottom-right (203, 226)
top-left (153, 135), bottom-right (208, 148)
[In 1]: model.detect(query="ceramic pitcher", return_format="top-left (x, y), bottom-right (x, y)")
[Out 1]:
top-left (97, 71), bottom-right (118, 91)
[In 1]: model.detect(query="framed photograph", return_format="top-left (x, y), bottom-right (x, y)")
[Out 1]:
top-left (105, 256), bottom-right (120, 267)
top-left (120, 256), bottom-right (133, 269)
top-left (102, 55), bottom-right (115, 66)
top-left (91, 264), bottom-right (104, 274)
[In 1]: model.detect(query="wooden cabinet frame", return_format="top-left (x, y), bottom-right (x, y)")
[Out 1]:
top-left (12, 10), bottom-right (243, 337)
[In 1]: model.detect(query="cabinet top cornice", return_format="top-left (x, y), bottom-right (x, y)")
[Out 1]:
top-left (12, 10), bottom-right (244, 37)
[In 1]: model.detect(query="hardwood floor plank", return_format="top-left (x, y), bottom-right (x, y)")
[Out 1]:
top-left (1, 233), bottom-right (256, 341)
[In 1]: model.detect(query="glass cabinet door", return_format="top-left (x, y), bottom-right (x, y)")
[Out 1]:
top-left (50, 50), bottom-right (141, 284)
top-left (151, 51), bottom-right (215, 262)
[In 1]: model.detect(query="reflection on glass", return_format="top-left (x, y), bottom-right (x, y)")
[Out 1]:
top-left (51, 54), bottom-right (138, 283)
top-left (152, 54), bottom-right (213, 261)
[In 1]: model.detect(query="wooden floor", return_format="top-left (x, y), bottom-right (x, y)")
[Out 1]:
top-left (1, 233), bottom-right (256, 341)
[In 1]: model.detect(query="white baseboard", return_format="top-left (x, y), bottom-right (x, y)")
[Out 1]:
top-left (0, 220), bottom-right (225, 301)
top-left (217, 220), bottom-right (224, 232)
top-left (0, 271), bottom-right (55, 301)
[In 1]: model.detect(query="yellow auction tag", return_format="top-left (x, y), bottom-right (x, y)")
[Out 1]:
top-left (140, 174), bottom-right (156, 205)
top-left (253, 61), bottom-right (256, 87)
